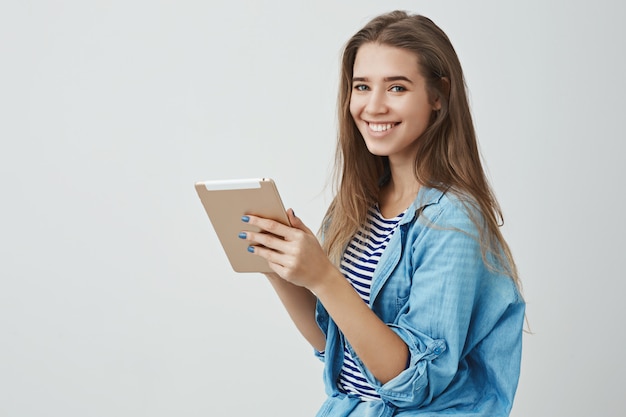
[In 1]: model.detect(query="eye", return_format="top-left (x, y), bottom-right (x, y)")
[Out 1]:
top-left (353, 84), bottom-right (369, 91)
top-left (389, 85), bottom-right (406, 92)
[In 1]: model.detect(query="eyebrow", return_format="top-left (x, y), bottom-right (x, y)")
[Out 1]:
top-left (352, 76), bottom-right (414, 84)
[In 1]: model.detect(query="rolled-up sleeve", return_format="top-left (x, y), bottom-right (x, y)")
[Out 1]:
top-left (357, 201), bottom-right (494, 408)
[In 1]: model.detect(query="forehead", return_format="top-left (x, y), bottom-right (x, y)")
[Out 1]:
top-left (353, 43), bottom-right (420, 76)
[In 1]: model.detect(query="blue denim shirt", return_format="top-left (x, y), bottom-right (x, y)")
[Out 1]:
top-left (314, 187), bottom-right (525, 417)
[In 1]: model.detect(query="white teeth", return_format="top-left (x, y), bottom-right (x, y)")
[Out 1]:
top-left (369, 123), bottom-right (395, 132)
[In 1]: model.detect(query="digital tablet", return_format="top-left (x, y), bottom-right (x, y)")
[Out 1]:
top-left (194, 178), bottom-right (291, 273)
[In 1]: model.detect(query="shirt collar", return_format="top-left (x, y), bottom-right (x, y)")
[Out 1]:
top-left (399, 186), bottom-right (446, 225)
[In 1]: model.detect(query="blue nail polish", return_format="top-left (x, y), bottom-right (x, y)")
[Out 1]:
top-left (247, 246), bottom-right (255, 253)
top-left (241, 215), bottom-right (250, 223)
top-left (238, 232), bottom-right (247, 239)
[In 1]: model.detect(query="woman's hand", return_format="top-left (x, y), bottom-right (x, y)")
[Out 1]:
top-left (246, 210), bottom-right (409, 383)
top-left (240, 209), bottom-right (334, 290)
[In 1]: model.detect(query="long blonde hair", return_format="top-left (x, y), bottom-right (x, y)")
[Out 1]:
top-left (321, 10), bottom-right (520, 289)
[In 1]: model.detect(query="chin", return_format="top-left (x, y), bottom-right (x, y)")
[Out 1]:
top-left (364, 146), bottom-right (390, 157)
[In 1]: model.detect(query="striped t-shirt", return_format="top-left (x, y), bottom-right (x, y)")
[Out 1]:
top-left (337, 204), bottom-right (405, 401)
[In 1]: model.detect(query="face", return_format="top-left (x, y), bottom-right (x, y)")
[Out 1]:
top-left (349, 43), bottom-right (439, 164)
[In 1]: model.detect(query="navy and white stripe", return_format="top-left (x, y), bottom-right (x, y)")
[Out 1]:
top-left (337, 205), bottom-right (405, 401)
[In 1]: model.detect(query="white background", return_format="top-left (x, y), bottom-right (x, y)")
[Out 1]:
top-left (1, 1), bottom-right (624, 416)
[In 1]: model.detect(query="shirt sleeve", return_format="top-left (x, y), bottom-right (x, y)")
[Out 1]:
top-left (314, 298), bottom-right (330, 363)
top-left (357, 200), bottom-right (515, 408)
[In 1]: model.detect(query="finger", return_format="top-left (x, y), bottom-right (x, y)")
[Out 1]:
top-left (247, 244), bottom-right (286, 268)
top-left (240, 229), bottom-right (289, 253)
top-left (287, 208), bottom-right (313, 235)
top-left (243, 215), bottom-right (292, 239)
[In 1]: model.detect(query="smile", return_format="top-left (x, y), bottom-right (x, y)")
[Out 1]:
top-left (367, 122), bottom-right (398, 132)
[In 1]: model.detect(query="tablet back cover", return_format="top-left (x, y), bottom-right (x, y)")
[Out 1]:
top-left (195, 178), bottom-right (290, 273)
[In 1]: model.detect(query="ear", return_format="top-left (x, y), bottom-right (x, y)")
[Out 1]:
top-left (433, 77), bottom-right (450, 110)
top-left (432, 97), bottom-right (442, 111)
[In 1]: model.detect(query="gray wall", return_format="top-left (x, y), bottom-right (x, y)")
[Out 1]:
top-left (1, 1), bottom-right (624, 415)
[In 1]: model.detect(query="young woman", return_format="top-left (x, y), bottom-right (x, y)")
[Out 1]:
top-left (239, 10), bottom-right (525, 417)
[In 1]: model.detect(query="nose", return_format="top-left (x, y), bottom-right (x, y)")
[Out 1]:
top-left (364, 89), bottom-right (388, 115)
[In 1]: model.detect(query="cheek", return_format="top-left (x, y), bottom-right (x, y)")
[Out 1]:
top-left (410, 100), bottom-right (435, 124)
top-left (349, 97), bottom-right (360, 120)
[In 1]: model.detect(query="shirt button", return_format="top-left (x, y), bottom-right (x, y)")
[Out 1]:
top-left (433, 347), bottom-right (442, 355)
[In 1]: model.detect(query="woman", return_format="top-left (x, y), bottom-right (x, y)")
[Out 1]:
top-left (239, 10), bottom-right (525, 416)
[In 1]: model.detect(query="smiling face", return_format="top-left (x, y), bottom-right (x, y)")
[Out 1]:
top-left (349, 43), bottom-right (439, 165)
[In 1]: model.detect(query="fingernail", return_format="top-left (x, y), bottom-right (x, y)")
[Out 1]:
top-left (241, 215), bottom-right (250, 223)
top-left (292, 210), bottom-right (296, 217)
top-left (247, 245), bottom-right (255, 253)
top-left (238, 232), bottom-right (247, 239)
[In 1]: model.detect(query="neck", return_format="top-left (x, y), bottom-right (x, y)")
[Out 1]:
top-left (379, 157), bottom-right (421, 218)
top-left (387, 156), bottom-right (420, 196)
